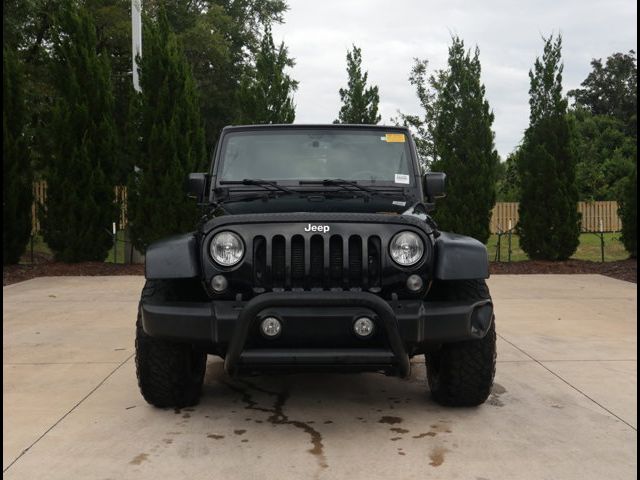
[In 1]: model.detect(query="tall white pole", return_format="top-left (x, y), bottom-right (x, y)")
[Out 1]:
top-left (132, 0), bottom-right (142, 92)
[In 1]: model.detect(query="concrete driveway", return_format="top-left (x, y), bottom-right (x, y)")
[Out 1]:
top-left (3, 275), bottom-right (637, 480)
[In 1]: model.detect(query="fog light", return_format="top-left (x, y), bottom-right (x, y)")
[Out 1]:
top-left (406, 274), bottom-right (423, 292)
top-left (260, 317), bottom-right (282, 338)
top-left (353, 317), bottom-right (374, 338)
top-left (211, 275), bottom-right (228, 292)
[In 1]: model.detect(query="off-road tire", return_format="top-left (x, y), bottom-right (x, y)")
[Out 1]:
top-left (425, 279), bottom-right (496, 407)
top-left (135, 280), bottom-right (207, 408)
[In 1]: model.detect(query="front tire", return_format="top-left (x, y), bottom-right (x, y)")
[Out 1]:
top-left (425, 279), bottom-right (496, 406)
top-left (135, 280), bottom-right (207, 408)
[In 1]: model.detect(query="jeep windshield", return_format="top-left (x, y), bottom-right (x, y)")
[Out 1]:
top-left (217, 129), bottom-right (413, 186)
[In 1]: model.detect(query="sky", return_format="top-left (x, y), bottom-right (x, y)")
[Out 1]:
top-left (272, 0), bottom-right (637, 159)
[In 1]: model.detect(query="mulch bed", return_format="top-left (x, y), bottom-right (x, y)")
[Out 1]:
top-left (4, 256), bottom-right (636, 286)
top-left (490, 258), bottom-right (636, 283)
top-left (3, 261), bottom-right (144, 286)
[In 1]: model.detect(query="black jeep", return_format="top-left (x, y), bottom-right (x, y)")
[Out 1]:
top-left (135, 124), bottom-right (496, 408)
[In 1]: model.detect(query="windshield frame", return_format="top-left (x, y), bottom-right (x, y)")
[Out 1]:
top-left (210, 125), bottom-right (422, 192)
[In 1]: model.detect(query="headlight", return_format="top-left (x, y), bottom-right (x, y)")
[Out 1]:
top-left (210, 231), bottom-right (244, 266)
top-left (389, 231), bottom-right (424, 266)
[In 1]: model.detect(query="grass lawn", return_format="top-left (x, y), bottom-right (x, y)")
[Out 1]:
top-left (105, 230), bottom-right (129, 263)
top-left (488, 232), bottom-right (629, 262)
top-left (22, 231), bottom-right (130, 264)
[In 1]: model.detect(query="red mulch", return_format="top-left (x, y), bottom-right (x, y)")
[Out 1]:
top-left (4, 258), bottom-right (636, 286)
top-left (3, 261), bottom-right (144, 286)
top-left (490, 258), bottom-right (636, 283)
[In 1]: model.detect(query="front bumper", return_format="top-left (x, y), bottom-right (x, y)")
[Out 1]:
top-left (141, 291), bottom-right (493, 377)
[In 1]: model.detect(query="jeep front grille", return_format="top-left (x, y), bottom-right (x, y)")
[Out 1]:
top-left (252, 234), bottom-right (382, 291)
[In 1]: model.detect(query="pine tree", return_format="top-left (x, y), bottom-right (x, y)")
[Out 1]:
top-left (41, 3), bottom-right (118, 262)
top-left (430, 37), bottom-right (499, 244)
top-left (128, 10), bottom-right (207, 252)
top-left (3, 47), bottom-right (33, 265)
top-left (335, 45), bottom-right (381, 124)
top-left (238, 26), bottom-right (298, 124)
top-left (517, 35), bottom-right (580, 260)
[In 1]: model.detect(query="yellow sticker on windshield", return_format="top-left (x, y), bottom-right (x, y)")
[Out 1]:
top-left (385, 133), bottom-right (405, 143)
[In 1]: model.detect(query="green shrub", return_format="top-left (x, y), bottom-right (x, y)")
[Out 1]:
top-left (3, 48), bottom-right (33, 264)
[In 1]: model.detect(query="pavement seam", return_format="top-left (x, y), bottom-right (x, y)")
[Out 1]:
top-left (497, 333), bottom-right (637, 432)
top-left (2, 279), bottom-right (43, 290)
top-left (2, 353), bottom-right (135, 474)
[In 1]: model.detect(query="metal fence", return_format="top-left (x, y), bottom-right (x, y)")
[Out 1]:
top-left (31, 181), bottom-right (622, 235)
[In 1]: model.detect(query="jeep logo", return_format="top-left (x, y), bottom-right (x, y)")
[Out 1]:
top-left (304, 224), bottom-right (330, 233)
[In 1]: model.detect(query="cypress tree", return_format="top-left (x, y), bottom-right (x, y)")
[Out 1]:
top-left (517, 35), bottom-right (580, 260)
top-left (3, 47), bottom-right (33, 264)
top-left (335, 45), bottom-right (381, 124)
top-left (238, 26), bottom-right (298, 124)
top-left (41, 3), bottom-right (118, 262)
top-left (128, 10), bottom-right (207, 252)
top-left (619, 165), bottom-right (637, 257)
top-left (431, 37), bottom-right (499, 244)
top-left (393, 59), bottom-right (441, 169)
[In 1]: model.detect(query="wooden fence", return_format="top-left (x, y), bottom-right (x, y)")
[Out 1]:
top-left (31, 181), bottom-right (623, 235)
top-left (490, 202), bottom-right (519, 233)
top-left (491, 200), bottom-right (622, 233)
top-left (31, 181), bottom-right (129, 234)
top-left (31, 181), bottom-right (47, 234)
top-left (577, 201), bottom-right (621, 232)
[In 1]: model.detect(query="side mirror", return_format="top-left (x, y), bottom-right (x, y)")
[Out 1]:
top-left (423, 172), bottom-right (446, 202)
top-left (185, 173), bottom-right (207, 202)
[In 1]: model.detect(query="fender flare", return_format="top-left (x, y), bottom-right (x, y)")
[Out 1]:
top-left (433, 232), bottom-right (489, 280)
top-left (145, 233), bottom-right (200, 280)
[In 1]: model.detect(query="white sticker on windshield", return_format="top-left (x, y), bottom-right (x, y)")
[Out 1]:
top-left (392, 200), bottom-right (406, 206)
top-left (394, 174), bottom-right (410, 184)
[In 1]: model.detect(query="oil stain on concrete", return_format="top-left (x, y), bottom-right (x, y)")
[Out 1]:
top-left (378, 416), bottom-right (403, 425)
top-left (429, 446), bottom-right (449, 467)
top-left (221, 378), bottom-right (329, 474)
top-left (129, 453), bottom-right (149, 465)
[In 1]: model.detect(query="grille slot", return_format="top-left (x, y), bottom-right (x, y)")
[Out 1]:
top-left (329, 235), bottom-right (343, 284)
top-left (291, 235), bottom-right (305, 287)
top-left (367, 236), bottom-right (382, 288)
top-left (253, 236), bottom-right (266, 287)
top-left (348, 236), bottom-right (362, 285)
top-left (310, 235), bottom-right (324, 287)
top-left (272, 235), bottom-right (286, 287)
top-left (255, 233), bottom-right (382, 291)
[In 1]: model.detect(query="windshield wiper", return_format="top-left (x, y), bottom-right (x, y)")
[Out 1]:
top-left (300, 179), bottom-right (396, 198)
top-left (220, 179), bottom-right (296, 195)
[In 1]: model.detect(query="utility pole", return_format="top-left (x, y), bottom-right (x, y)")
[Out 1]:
top-left (132, 0), bottom-right (142, 92)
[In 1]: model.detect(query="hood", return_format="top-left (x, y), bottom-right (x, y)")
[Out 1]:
top-left (201, 210), bottom-right (434, 235)
top-left (213, 194), bottom-right (414, 216)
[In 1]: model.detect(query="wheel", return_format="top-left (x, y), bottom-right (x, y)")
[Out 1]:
top-left (135, 280), bottom-right (207, 408)
top-left (425, 279), bottom-right (496, 406)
